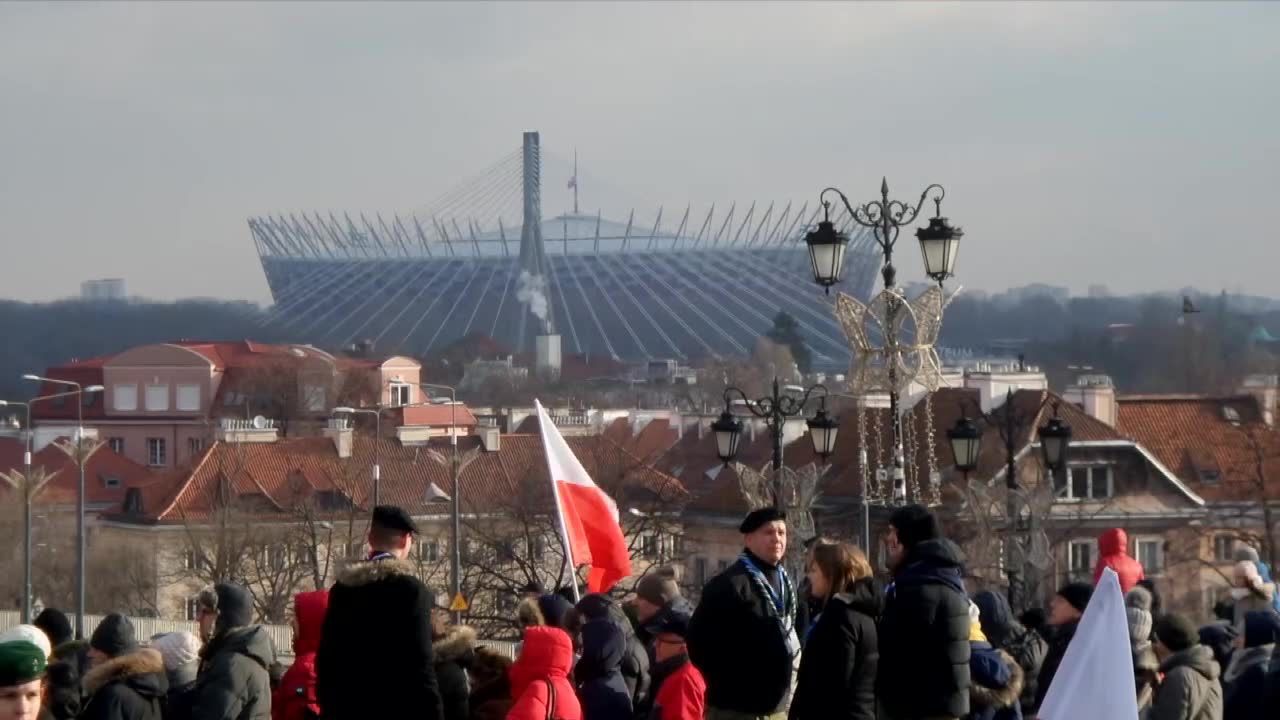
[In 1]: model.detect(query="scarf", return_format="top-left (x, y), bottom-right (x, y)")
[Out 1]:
top-left (738, 552), bottom-right (800, 658)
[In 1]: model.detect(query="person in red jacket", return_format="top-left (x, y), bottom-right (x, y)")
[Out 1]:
top-left (1093, 528), bottom-right (1145, 594)
top-left (274, 590), bottom-right (329, 720)
top-left (648, 604), bottom-right (705, 720)
top-left (507, 626), bottom-right (582, 720)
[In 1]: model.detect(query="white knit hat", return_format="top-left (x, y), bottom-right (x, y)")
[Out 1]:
top-left (0, 624), bottom-right (53, 659)
top-left (149, 631), bottom-right (201, 672)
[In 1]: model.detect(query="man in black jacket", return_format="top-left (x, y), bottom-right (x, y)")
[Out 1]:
top-left (876, 504), bottom-right (971, 720)
top-left (688, 507), bottom-right (798, 720)
top-left (317, 505), bottom-right (444, 720)
top-left (81, 614), bottom-right (167, 720)
top-left (1032, 581), bottom-right (1091, 711)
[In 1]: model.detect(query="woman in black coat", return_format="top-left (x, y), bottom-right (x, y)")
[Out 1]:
top-left (789, 542), bottom-right (881, 720)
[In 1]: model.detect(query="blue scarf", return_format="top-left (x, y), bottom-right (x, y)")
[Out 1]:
top-left (738, 552), bottom-right (800, 657)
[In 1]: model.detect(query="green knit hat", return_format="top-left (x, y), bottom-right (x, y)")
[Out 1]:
top-left (0, 641), bottom-right (47, 687)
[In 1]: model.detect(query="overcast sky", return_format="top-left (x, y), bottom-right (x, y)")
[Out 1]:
top-left (2, 1), bottom-right (1277, 304)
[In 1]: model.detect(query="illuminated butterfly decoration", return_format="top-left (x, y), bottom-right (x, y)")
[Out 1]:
top-left (833, 285), bottom-right (957, 395)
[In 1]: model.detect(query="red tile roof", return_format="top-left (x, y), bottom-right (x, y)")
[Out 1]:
top-left (395, 404), bottom-right (479, 428)
top-left (0, 438), bottom-right (159, 512)
top-left (1117, 395), bottom-right (1280, 501)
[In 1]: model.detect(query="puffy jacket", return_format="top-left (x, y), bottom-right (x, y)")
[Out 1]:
top-left (1149, 645), bottom-right (1223, 720)
top-left (788, 577), bottom-right (881, 720)
top-left (967, 644), bottom-right (1023, 720)
top-left (434, 625), bottom-right (477, 720)
top-left (575, 593), bottom-right (650, 711)
top-left (648, 658), bottom-right (704, 720)
top-left (575, 620), bottom-right (632, 720)
top-left (1093, 529), bottom-right (1145, 594)
top-left (192, 626), bottom-right (274, 720)
top-left (972, 590), bottom-right (1046, 716)
top-left (877, 539), bottom-right (972, 720)
top-left (273, 590), bottom-right (328, 720)
top-left (507, 627), bottom-right (582, 720)
top-left (79, 648), bottom-right (167, 720)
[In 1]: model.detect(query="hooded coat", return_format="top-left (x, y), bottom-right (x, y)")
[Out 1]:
top-left (79, 648), bottom-right (168, 720)
top-left (788, 577), bottom-right (881, 720)
top-left (507, 626), bottom-right (582, 720)
top-left (972, 590), bottom-right (1046, 716)
top-left (1093, 529), bottom-right (1145, 595)
top-left (1149, 645), bottom-right (1224, 720)
top-left (468, 647), bottom-right (513, 720)
top-left (434, 625), bottom-right (477, 720)
top-left (576, 593), bottom-right (650, 712)
top-left (272, 590), bottom-right (329, 720)
top-left (687, 550), bottom-right (797, 716)
top-left (316, 556), bottom-right (444, 720)
top-left (575, 620), bottom-right (632, 720)
top-left (191, 626), bottom-right (274, 720)
top-left (1223, 610), bottom-right (1279, 720)
top-left (877, 539), bottom-right (972, 720)
top-left (44, 656), bottom-right (82, 720)
top-left (967, 643), bottom-right (1023, 720)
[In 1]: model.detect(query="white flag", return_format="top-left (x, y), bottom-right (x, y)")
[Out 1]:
top-left (1037, 568), bottom-right (1139, 720)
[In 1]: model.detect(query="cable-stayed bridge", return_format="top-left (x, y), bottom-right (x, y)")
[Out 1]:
top-left (249, 132), bottom-right (880, 368)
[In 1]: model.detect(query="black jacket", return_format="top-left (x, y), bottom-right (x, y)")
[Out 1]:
top-left (1223, 645), bottom-right (1271, 720)
top-left (576, 620), bottom-right (634, 720)
top-left (164, 680), bottom-right (199, 720)
top-left (972, 590), bottom-right (1047, 715)
top-left (1033, 620), bottom-right (1077, 712)
top-left (576, 593), bottom-right (650, 714)
top-left (79, 648), bottom-right (168, 720)
top-left (317, 556), bottom-right (444, 720)
top-left (192, 626), bottom-right (274, 720)
top-left (45, 658), bottom-right (81, 720)
top-left (434, 626), bottom-right (477, 720)
top-left (876, 539), bottom-right (972, 720)
top-left (788, 577), bottom-right (881, 720)
top-left (687, 550), bottom-right (796, 716)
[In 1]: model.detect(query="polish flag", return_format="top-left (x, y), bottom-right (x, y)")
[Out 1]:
top-left (535, 400), bottom-right (632, 593)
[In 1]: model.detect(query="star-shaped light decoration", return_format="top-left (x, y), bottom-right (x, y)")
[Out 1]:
top-left (833, 284), bottom-right (956, 396)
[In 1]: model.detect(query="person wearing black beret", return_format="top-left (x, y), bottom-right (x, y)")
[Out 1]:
top-left (0, 640), bottom-right (46, 720)
top-left (80, 614), bottom-right (166, 720)
top-left (688, 507), bottom-right (797, 719)
top-left (317, 504), bottom-right (445, 720)
top-left (877, 504), bottom-right (971, 720)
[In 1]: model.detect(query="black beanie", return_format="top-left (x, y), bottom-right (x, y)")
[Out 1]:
top-left (90, 613), bottom-right (138, 657)
top-left (1056, 582), bottom-right (1093, 615)
top-left (889, 504), bottom-right (941, 549)
top-left (1154, 613), bottom-right (1199, 653)
top-left (214, 582), bottom-right (255, 630)
top-left (34, 608), bottom-right (74, 648)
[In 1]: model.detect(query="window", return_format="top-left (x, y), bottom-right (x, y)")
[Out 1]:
top-left (420, 539), bottom-right (441, 563)
top-left (303, 385), bottom-right (326, 412)
top-left (262, 546), bottom-right (286, 571)
top-left (642, 535), bottom-right (658, 560)
top-left (113, 384), bottom-right (138, 411)
top-left (1136, 538), bottom-right (1164, 575)
top-left (188, 437), bottom-right (205, 458)
top-left (496, 541), bottom-right (517, 563)
top-left (1214, 536), bottom-right (1237, 563)
top-left (1060, 465), bottom-right (1113, 500)
top-left (183, 549), bottom-right (201, 571)
top-left (222, 391), bottom-right (245, 407)
top-left (497, 592), bottom-right (517, 615)
top-left (177, 384), bottom-right (201, 411)
top-left (82, 392), bottom-right (96, 407)
top-left (716, 558), bottom-right (730, 573)
top-left (185, 596), bottom-right (201, 622)
top-left (695, 557), bottom-right (708, 587)
top-left (1069, 540), bottom-right (1095, 583)
top-left (107, 437), bottom-right (125, 455)
top-left (100, 474), bottom-right (121, 489)
top-left (526, 536), bottom-right (547, 560)
top-left (390, 383), bottom-right (412, 407)
top-left (146, 438), bottom-right (167, 467)
top-left (144, 384), bottom-right (169, 412)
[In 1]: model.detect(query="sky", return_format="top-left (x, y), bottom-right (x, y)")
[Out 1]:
top-left (1, 1), bottom-right (1278, 305)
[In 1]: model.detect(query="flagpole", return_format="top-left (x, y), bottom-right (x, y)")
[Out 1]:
top-left (536, 400), bottom-right (581, 603)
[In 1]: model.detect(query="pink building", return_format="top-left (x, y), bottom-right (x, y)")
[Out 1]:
top-left (30, 341), bottom-right (423, 470)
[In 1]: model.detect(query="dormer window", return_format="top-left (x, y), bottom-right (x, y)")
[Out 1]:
top-left (390, 382), bottom-right (412, 407)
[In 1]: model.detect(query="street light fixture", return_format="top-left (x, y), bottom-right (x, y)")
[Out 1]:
top-left (1037, 407), bottom-right (1072, 472)
top-left (803, 217), bottom-right (850, 293)
top-left (0, 399), bottom-right (33, 623)
top-left (22, 375), bottom-right (103, 639)
top-left (421, 382), bottom-right (464, 621)
top-left (711, 409), bottom-right (743, 465)
top-left (946, 415), bottom-right (983, 478)
top-left (332, 406), bottom-right (382, 509)
top-left (915, 215), bottom-right (965, 285)
top-left (805, 402), bottom-right (839, 459)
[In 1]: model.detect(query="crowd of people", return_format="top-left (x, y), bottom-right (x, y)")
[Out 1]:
top-left (1, 503), bottom-right (1278, 720)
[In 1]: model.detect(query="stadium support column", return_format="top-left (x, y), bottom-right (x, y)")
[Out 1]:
top-left (518, 130), bottom-right (557, 353)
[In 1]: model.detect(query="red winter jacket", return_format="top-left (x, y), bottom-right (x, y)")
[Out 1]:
top-left (507, 626), bottom-right (582, 720)
top-left (652, 659), bottom-right (705, 720)
top-left (1093, 528), bottom-right (1145, 594)
top-left (274, 590), bottom-right (329, 720)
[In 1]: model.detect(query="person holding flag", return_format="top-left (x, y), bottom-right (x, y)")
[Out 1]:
top-left (687, 507), bottom-right (798, 720)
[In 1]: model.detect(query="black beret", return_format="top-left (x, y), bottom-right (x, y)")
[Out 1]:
top-left (0, 641), bottom-right (47, 687)
top-left (739, 507), bottom-right (786, 534)
top-left (1056, 582), bottom-right (1094, 615)
top-left (372, 505), bottom-right (419, 535)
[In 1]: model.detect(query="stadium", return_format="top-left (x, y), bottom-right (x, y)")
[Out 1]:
top-left (250, 132), bottom-right (881, 369)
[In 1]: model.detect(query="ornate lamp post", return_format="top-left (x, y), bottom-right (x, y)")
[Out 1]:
top-left (947, 391), bottom-right (1072, 611)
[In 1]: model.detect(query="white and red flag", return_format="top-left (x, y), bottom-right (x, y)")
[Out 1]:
top-left (535, 400), bottom-right (632, 594)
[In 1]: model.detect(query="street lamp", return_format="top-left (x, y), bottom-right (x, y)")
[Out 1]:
top-left (714, 380), bottom-right (837, 504)
top-left (331, 406), bottom-right (382, 509)
top-left (945, 390), bottom-right (1072, 612)
top-left (809, 180), bottom-right (960, 506)
top-left (22, 375), bottom-right (103, 639)
top-left (0, 399), bottom-right (33, 622)
top-left (421, 382), bottom-right (463, 622)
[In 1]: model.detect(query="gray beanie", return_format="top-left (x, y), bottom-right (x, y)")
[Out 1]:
top-left (1126, 586), bottom-right (1154, 613)
top-left (1127, 606), bottom-right (1153, 647)
top-left (1235, 545), bottom-right (1261, 564)
top-left (150, 632), bottom-right (200, 687)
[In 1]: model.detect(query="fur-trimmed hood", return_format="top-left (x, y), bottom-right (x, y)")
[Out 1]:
top-left (337, 556), bottom-right (418, 587)
top-left (970, 648), bottom-right (1024, 710)
top-left (82, 648), bottom-right (167, 697)
top-left (433, 625), bottom-right (477, 664)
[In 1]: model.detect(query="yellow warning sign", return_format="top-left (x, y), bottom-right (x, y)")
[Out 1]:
top-left (449, 592), bottom-right (469, 612)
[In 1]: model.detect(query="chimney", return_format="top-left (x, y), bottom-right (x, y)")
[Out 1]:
top-left (536, 334), bottom-right (562, 380)
top-left (324, 417), bottom-right (353, 459)
top-left (1062, 374), bottom-right (1118, 427)
top-left (479, 425), bottom-right (501, 452)
top-left (1241, 374), bottom-right (1278, 427)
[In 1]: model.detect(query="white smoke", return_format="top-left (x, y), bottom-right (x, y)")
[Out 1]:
top-left (516, 270), bottom-right (549, 325)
